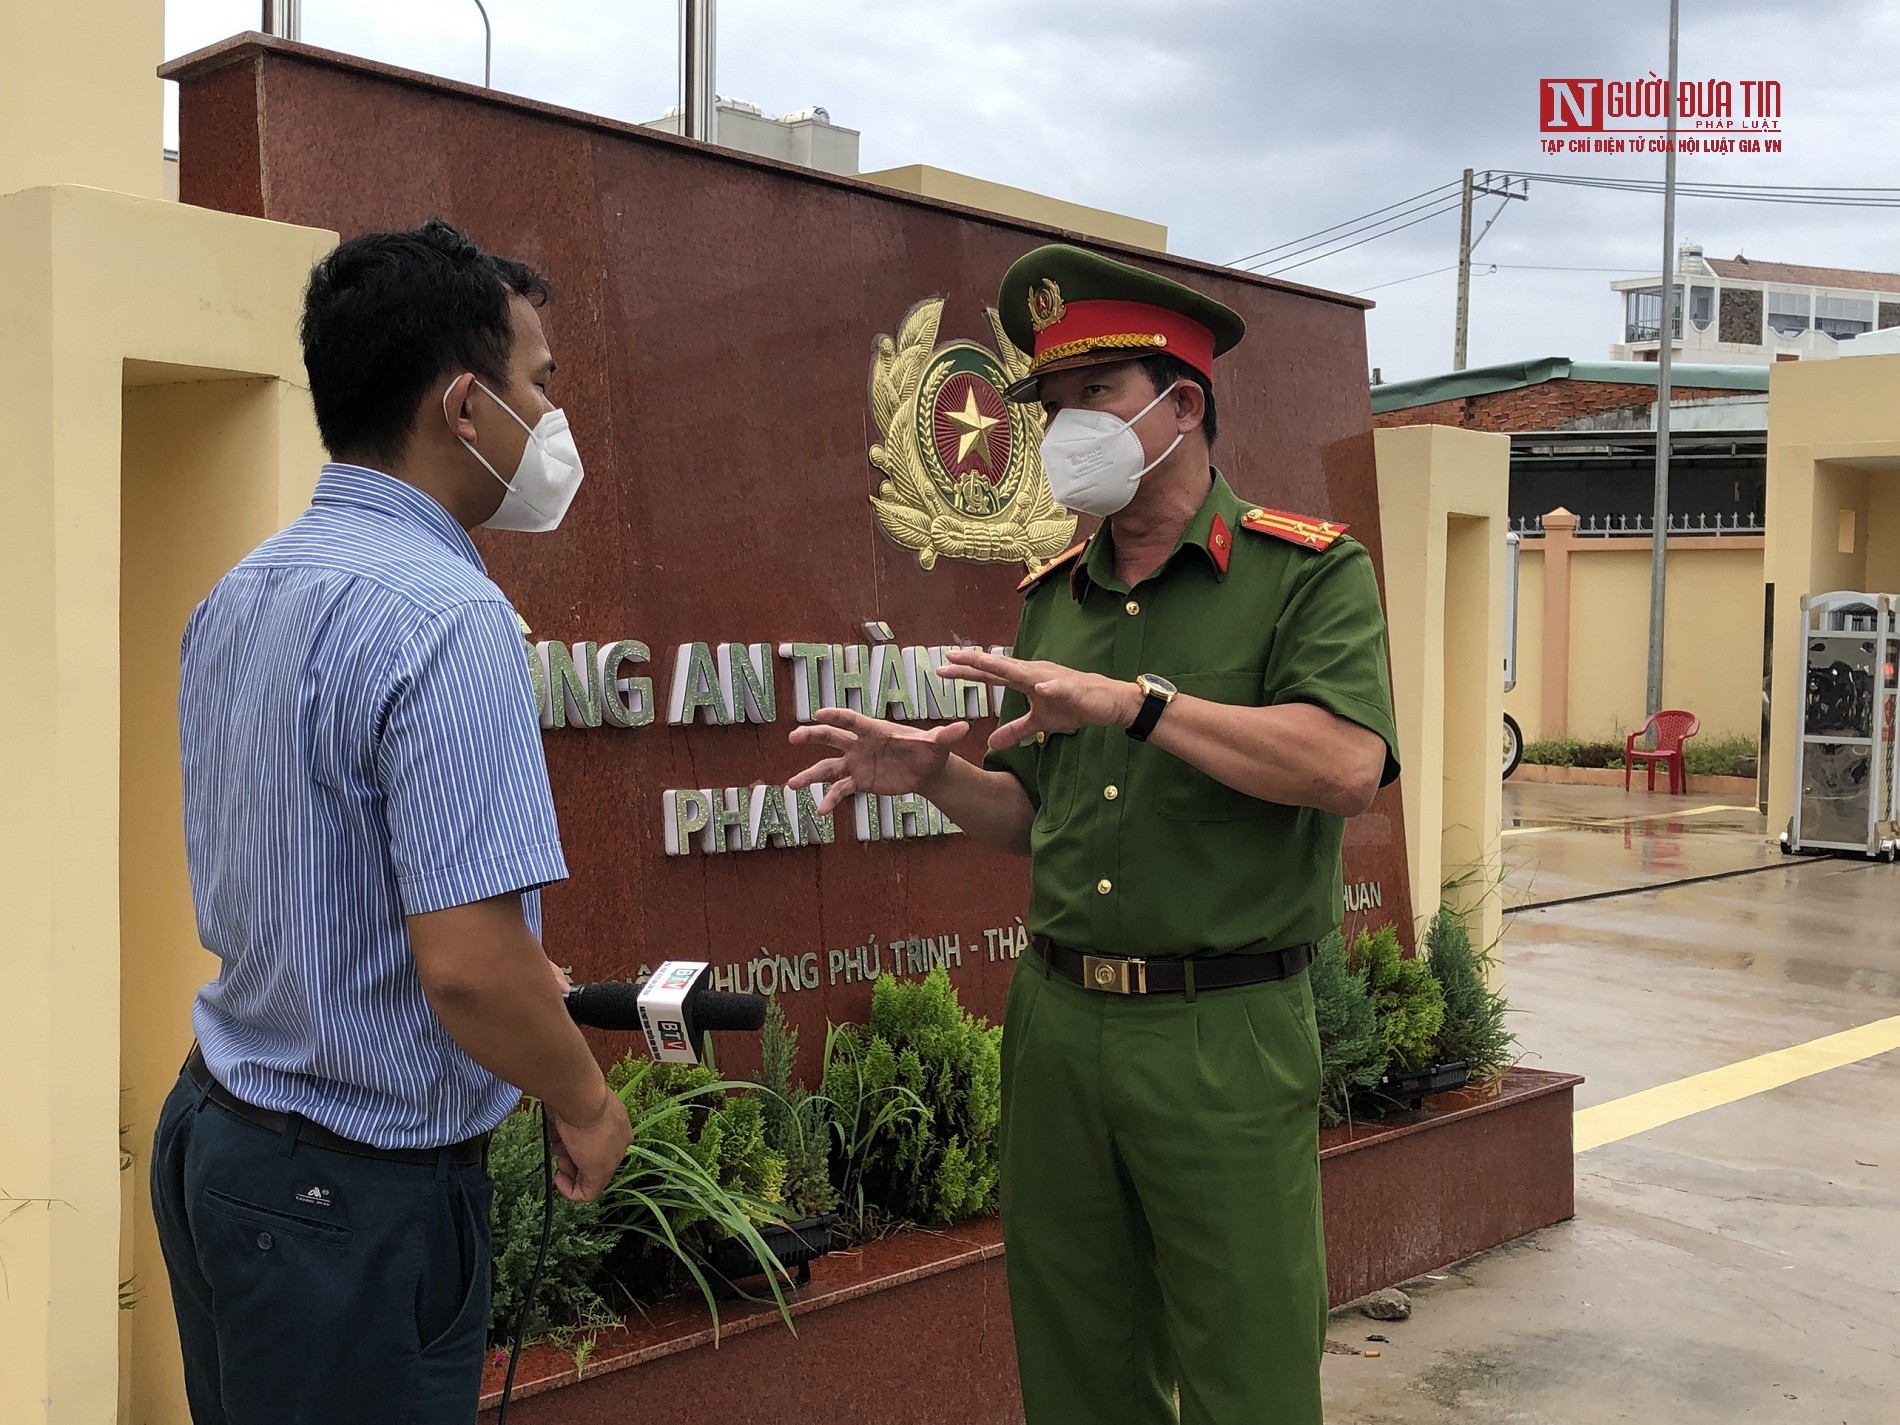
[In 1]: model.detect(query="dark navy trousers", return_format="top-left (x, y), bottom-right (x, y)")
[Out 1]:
top-left (150, 1071), bottom-right (495, 1424)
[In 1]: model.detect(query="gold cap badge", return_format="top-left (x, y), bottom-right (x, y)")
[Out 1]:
top-left (1028, 277), bottom-right (1066, 334)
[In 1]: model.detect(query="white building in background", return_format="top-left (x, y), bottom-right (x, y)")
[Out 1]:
top-left (645, 98), bottom-right (862, 175)
top-left (1611, 243), bottom-right (1900, 365)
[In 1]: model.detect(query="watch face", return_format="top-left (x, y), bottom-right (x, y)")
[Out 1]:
top-left (1141, 675), bottom-right (1177, 698)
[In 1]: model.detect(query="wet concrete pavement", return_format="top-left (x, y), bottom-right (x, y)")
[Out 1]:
top-left (1321, 783), bottom-right (1900, 1424)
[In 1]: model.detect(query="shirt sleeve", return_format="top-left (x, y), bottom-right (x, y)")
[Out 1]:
top-left (1261, 539), bottom-right (1402, 787)
top-left (375, 599), bottom-right (569, 916)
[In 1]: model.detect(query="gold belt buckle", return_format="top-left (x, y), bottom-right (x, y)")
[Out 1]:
top-left (1081, 954), bottom-right (1147, 994)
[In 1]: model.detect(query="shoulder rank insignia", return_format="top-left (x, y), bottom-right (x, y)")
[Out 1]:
top-left (1240, 506), bottom-right (1348, 551)
top-left (1017, 538), bottom-right (1089, 593)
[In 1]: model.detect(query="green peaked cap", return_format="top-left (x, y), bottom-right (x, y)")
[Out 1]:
top-left (996, 243), bottom-right (1246, 400)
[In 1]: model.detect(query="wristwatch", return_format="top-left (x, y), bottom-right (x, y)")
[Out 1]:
top-left (1126, 674), bottom-right (1177, 742)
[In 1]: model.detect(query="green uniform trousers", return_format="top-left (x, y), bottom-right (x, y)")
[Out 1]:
top-left (1000, 947), bottom-right (1327, 1425)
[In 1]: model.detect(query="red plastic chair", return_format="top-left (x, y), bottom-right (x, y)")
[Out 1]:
top-left (1625, 710), bottom-right (1700, 794)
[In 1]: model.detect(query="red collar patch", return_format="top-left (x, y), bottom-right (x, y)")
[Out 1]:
top-left (1208, 513), bottom-right (1233, 575)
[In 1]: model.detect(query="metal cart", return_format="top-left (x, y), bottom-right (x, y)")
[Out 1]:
top-left (1781, 591), bottom-right (1900, 859)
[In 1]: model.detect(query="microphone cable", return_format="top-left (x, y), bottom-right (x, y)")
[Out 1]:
top-left (495, 1104), bottom-right (555, 1425)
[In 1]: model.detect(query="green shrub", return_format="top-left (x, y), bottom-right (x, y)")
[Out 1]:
top-left (1520, 737), bottom-right (1582, 767)
top-left (820, 968), bottom-right (1000, 1230)
top-left (489, 1060), bottom-right (792, 1344)
top-left (1310, 930), bottom-right (1385, 1126)
top-left (755, 1000), bottom-right (838, 1221)
top-left (1424, 908), bottom-right (1514, 1082)
top-left (1351, 925), bottom-right (1446, 1074)
top-left (1682, 734), bottom-right (1756, 777)
top-left (488, 1108), bottom-right (624, 1343)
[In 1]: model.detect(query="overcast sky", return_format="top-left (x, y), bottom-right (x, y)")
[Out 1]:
top-left (164, 1), bottom-right (1899, 382)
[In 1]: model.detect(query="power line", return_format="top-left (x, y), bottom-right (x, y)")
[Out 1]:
top-left (1225, 179), bottom-right (1461, 268)
top-left (1350, 262), bottom-right (1466, 295)
top-left (1260, 199), bottom-right (1467, 277)
top-left (1236, 192), bottom-right (1467, 275)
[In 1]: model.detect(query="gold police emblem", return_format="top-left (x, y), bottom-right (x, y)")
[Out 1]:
top-left (1028, 277), bottom-right (1065, 333)
top-left (868, 298), bottom-right (1076, 570)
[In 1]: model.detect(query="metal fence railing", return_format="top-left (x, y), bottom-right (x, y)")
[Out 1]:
top-left (1509, 512), bottom-right (1764, 538)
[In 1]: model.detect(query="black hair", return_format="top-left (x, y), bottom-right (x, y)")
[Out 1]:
top-left (299, 219), bottom-right (552, 463)
top-left (1138, 352), bottom-right (1217, 445)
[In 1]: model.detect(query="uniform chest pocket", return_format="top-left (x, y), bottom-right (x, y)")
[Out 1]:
top-left (1155, 670), bottom-right (1268, 823)
top-left (1033, 729), bottom-right (1085, 832)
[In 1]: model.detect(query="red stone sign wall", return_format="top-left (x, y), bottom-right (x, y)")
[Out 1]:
top-left (164, 36), bottom-right (1413, 1078)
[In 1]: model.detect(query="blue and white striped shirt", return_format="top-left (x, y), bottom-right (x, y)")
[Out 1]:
top-left (180, 464), bottom-right (568, 1149)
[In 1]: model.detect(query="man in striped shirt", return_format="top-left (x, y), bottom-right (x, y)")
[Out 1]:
top-left (150, 220), bottom-right (631, 1424)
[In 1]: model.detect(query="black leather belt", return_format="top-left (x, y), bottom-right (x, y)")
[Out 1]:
top-left (185, 1045), bottom-right (489, 1168)
top-left (1032, 936), bottom-right (1313, 995)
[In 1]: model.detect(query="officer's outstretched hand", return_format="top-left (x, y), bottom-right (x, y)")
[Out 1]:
top-left (787, 708), bottom-right (972, 816)
top-left (938, 648), bottom-right (1138, 751)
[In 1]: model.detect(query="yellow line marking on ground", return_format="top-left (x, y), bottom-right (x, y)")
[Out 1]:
top-left (1501, 825), bottom-right (1559, 838)
top-left (1575, 1013), bottom-right (1900, 1152)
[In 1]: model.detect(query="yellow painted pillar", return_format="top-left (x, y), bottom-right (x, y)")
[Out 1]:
top-left (0, 184), bottom-right (332, 1425)
top-left (1538, 508), bottom-right (1578, 741)
top-left (0, 0), bottom-right (165, 200)
top-left (1374, 424), bottom-right (1511, 956)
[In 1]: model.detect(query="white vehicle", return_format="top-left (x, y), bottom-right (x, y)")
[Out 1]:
top-left (1504, 531), bottom-right (1523, 779)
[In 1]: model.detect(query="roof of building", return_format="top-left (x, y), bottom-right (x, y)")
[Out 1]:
top-left (1706, 255), bottom-right (1900, 294)
top-left (1370, 357), bottom-right (1770, 414)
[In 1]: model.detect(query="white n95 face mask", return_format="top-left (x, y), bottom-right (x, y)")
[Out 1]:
top-left (1037, 382), bottom-right (1185, 519)
top-left (447, 379), bottom-right (586, 533)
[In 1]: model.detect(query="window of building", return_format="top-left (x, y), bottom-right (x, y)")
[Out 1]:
top-left (1766, 289), bottom-right (1812, 338)
top-left (1625, 286), bottom-right (1684, 343)
top-left (1815, 294), bottom-right (1876, 340)
top-left (1689, 285), bottom-right (1714, 331)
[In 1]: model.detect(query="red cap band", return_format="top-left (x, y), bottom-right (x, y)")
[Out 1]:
top-left (1029, 299), bottom-right (1217, 384)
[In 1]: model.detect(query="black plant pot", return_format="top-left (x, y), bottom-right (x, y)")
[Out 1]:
top-left (1357, 1061), bottom-right (1471, 1119)
top-left (703, 1213), bottom-right (841, 1300)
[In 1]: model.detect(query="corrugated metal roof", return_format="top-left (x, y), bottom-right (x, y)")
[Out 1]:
top-left (1706, 256), bottom-right (1900, 295)
top-left (1370, 356), bottom-right (1770, 414)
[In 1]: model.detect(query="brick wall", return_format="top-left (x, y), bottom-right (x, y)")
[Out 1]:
top-left (1372, 381), bottom-right (1742, 433)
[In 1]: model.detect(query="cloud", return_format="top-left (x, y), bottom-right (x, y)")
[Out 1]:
top-left (164, 0), bottom-right (1900, 381)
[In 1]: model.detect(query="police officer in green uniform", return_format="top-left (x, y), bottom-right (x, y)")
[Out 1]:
top-left (788, 244), bottom-right (1398, 1425)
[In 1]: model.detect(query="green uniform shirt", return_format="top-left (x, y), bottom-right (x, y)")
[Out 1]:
top-left (984, 472), bottom-right (1400, 958)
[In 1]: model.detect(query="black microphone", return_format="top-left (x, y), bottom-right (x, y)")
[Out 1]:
top-left (564, 965), bottom-right (767, 1063)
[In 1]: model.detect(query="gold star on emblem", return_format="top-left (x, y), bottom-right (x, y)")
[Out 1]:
top-left (946, 389), bottom-right (1001, 470)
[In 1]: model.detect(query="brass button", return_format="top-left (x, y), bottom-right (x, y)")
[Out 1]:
top-left (1124, 599), bottom-right (1140, 616)
top-left (1104, 785), bottom-right (1120, 801)
top-left (1096, 878), bottom-right (1113, 895)
top-left (1035, 731), bottom-right (1047, 745)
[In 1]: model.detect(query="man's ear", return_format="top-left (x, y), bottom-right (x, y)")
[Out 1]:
top-left (1171, 379), bottom-right (1207, 435)
top-left (441, 372), bottom-right (480, 445)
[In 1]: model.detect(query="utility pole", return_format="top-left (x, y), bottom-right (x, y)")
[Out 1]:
top-left (1452, 169), bottom-right (1529, 372)
top-left (261, 0), bottom-right (300, 39)
top-left (1453, 169), bottom-right (1475, 372)
top-left (679, 0), bottom-right (717, 141)
top-left (1645, 0), bottom-right (1682, 720)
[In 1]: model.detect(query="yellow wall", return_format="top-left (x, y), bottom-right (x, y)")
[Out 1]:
top-left (1764, 353), bottom-right (1900, 832)
top-left (0, 184), bottom-right (332, 1425)
top-left (861, 164), bottom-right (1169, 251)
top-left (1505, 535), bottom-right (1765, 745)
top-left (0, 2), bottom-right (164, 199)
top-left (1375, 425), bottom-right (1510, 955)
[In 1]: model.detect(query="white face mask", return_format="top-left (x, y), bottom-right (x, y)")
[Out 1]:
top-left (1037, 382), bottom-right (1185, 519)
top-left (446, 379), bottom-right (586, 532)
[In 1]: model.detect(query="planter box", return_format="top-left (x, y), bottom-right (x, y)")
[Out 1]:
top-left (1319, 1066), bottom-right (1581, 1307)
top-left (480, 1068), bottom-right (1580, 1422)
top-left (1510, 762), bottom-right (1757, 797)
